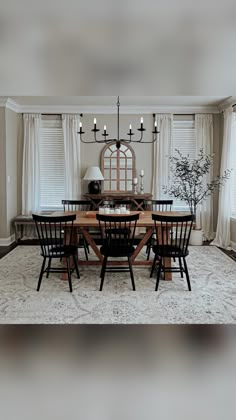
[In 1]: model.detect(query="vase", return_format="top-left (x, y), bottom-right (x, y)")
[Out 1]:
top-left (189, 229), bottom-right (203, 246)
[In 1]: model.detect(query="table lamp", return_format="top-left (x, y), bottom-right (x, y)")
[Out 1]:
top-left (83, 166), bottom-right (104, 194)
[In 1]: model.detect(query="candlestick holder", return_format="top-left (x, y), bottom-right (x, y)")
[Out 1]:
top-left (133, 178), bottom-right (138, 195)
top-left (140, 174), bottom-right (144, 194)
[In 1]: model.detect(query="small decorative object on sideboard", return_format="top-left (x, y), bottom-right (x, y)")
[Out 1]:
top-left (140, 170), bottom-right (145, 194)
top-left (133, 178), bottom-right (138, 195)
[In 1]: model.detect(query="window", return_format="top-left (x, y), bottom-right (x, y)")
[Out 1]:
top-left (39, 119), bottom-right (65, 211)
top-left (232, 114), bottom-right (236, 217)
top-left (171, 116), bottom-right (196, 210)
top-left (101, 143), bottom-right (135, 192)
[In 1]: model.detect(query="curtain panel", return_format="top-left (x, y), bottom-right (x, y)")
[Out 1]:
top-left (152, 114), bottom-right (173, 200)
top-left (22, 114), bottom-right (41, 215)
top-left (195, 114), bottom-right (214, 240)
top-left (211, 108), bottom-right (234, 249)
top-left (62, 114), bottom-right (81, 200)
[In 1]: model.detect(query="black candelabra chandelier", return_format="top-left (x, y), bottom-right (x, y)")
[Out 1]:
top-left (78, 96), bottom-right (160, 149)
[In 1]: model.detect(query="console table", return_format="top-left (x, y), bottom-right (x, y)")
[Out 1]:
top-left (83, 193), bottom-right (153, 211)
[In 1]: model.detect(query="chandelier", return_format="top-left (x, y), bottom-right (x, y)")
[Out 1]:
top-left (78, 96), bottom-right (160, 149)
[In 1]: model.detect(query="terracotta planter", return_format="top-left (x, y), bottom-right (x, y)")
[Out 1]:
top-left (189, 229), bottom-right (203, 246)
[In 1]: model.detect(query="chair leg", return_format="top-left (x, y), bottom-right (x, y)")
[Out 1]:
top-left (183, 257), bottom-right (191, 292)
top-left (46, 258), bottom-right (52, 278)
top-left (73, 255), bottom-right (80, 279)
top-left (155, 258), bottom-right (162, 292)
top-left (150, 254), bottom-right (158, 278)
top-left (86, 241), bottom-right (90, 254)
top-left (147, 244), bottom-right (152, 261)
top-left (128, 257), bottom-right (136, 291)
top-left (179, 257), bottom-right (184, 279)
top-left (100, 256), bottom-right (108, 291)
top-left (37, 257), bottom-right (46, 292)
top-left (66, 258), bottom-right (73, 293)
top-left (83, 238), bottom-right (89, 261)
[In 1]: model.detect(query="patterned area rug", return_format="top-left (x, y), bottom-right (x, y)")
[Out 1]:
top-left (0, 246), bottom-right (236, 324)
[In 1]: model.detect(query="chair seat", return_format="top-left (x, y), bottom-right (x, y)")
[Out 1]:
top-left (100, 243), bottom-right (135, 258)
top-left (153, 244), bottom-right (189, 258)
top-left (41, 245), bottom-right (78, 258)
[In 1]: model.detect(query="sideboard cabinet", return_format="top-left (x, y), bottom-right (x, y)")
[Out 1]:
top-left (83, 193), bottom-right (153, 211)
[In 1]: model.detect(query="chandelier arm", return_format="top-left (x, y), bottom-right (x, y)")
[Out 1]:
top-left (126, 131), bottom-right (144, 143)
top-left (79, 134), bottom-right (97, 144)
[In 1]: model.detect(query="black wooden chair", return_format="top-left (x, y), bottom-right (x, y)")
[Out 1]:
top-left (32, 214), bottom-right (80, 293)
top-left (144, 200), bottom-right (173, 212)
top-left (62, 200), bottom-right (91, 260)
top-left (96, 213), bottom-right (140, 291)
top-left (144, 200), bottom-right (173, 260)
top-left (150, 214), bottom-right (194, 292)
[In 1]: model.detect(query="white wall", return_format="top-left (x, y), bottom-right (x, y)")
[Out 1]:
top-left (0, 108), bottom-right (224, 241)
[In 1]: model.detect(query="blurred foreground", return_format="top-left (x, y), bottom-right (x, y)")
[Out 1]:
top-left (0, 326), bottom-right (235, 420)
top-left (0, 0), bottom-right (236, 94)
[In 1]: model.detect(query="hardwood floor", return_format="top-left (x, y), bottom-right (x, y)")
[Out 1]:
top-left (0, 240), bottom-right (39, 260)
top-left (0, 242), bottom-right (17, 259)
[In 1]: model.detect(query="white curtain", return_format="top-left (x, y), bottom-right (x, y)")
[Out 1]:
top-left (195, 114), bottom-right (214, 240)
top-left (211, 108), bottom-right (234, 249)
top-left (62, 114), bottom-right (81, 199)
top-left (22, 114), bottom-right (41, 215)
top-left (152, 114), bottom-right (173, 199)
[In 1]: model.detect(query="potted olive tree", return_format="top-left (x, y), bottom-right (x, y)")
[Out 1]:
top-left (163, 149), bottom-right (231, 245)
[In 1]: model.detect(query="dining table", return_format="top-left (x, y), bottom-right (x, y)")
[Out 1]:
top-left (52, 210), bottom-right (190, 282)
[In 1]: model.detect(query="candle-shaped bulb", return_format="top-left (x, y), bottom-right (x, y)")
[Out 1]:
top-left (94, 118), bottom-right (97, 125)
top-left (141, 117), bottom-right (144, 125)
top-left (80, 122), bottom-right (82, 128)
top-left (104, 125), bottom-right (107, 132)
top-left (140, 170), bottom-right (144, 177)
top-left (129, 124), bottom-right (132, 132)
top-left (155, 120), bottom-right (157, 128)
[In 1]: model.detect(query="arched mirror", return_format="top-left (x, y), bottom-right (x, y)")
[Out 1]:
top-left (101, 143), bottom-right (136, 192)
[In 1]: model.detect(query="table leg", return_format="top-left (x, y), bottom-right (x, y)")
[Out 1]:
top-left (79, 228), bottom-right (104, 263)
top-left (130, 228), bottom-right (154, 263)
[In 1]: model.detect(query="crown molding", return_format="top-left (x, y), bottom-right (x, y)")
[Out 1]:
top-left (0, 97), bottom-right (20, 112)
top-left (19, 104), bottom-right (220, 115)
top-left (218, 96), bottom-right (236, 112)
top-left (0, 97), bottom-right (221, 114)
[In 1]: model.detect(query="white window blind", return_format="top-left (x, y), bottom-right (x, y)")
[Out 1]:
top-left (172, 117), bottom-right (196, 159)
top-left (171, 117), bottom-right (196, 210)
top-left (39, 119), bottom-right (65, 211)
top-left (232, 114), bottom-right (236, 217)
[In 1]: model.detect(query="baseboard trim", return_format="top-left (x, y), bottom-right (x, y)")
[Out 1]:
top-left (231, 241), bottom-right (236, 251)
top-left (0, 235), bottom-right (16, 246)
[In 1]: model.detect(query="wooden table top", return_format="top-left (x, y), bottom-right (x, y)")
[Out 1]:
top-left (52, 211), bottom-right (190, 228)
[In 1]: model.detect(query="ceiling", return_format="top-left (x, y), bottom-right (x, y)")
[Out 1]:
top-left (10, 96), bottom-right (229, 107)
top-left (1, 2), bottom-right (236, 95)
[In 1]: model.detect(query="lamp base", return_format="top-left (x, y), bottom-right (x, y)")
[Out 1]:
top-left (88, 181), bottom-right (101, 195)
